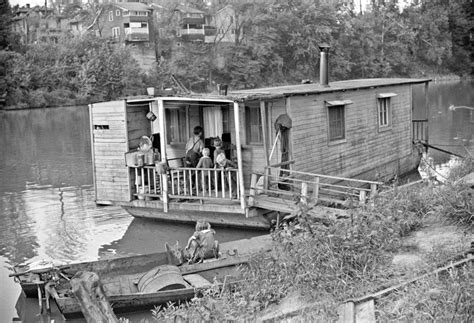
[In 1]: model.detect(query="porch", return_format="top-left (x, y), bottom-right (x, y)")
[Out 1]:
top-left (130, 165), bottom-right (244, 214)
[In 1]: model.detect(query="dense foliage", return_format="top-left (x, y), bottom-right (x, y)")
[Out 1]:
top-left (1, 0), bottom-right (472, 107)
top-left (152, 158), bottom-right (472, 321)
top-left (1, 35), bottom-right (146, 108)
top-left (158, 0), bottom-right (472, 92)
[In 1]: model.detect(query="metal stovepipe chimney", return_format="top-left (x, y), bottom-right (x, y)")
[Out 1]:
top-left (319, 44), bottom-right (330, 87)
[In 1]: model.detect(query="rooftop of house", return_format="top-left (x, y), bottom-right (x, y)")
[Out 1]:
top-left (114, 2), bottom-right (151, 12)
top-left (174, 4), bottom-right (206, 15)
top-left (226, 78), bottom-right (432, 101)
top-left (124, 77), bottom-right (432, 106)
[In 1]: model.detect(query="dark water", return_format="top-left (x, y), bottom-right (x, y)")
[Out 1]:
top-left (0, 79), bottom-right (472, 321)
top-left (0, 106), bottom-right (260, 322)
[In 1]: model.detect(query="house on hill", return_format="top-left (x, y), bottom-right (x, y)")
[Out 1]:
top-left (97, 2), bottom-right (156, 70)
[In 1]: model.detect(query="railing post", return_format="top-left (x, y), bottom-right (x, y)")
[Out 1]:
top-left (313, 177), bottom-right (320, 204)
top-left (249, 173), bottom-right (257, 207)
top-left (359, 190), bottom-right (367, 205)
top-left (162, 173), bottom-right (169, 212)
top-left (300, 182), bottom-right (308, 206)
top-left (264, 167), bottom-right (270, 190)
top-left (370, 184), bottom-right (377, 198)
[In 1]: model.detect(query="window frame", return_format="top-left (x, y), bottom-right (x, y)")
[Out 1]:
top-left (112, 27), bottom-right (120, 38)
top-left (165, 107), bottom-right (189, 145)
top-left (376, 93), bottom-right (397, 131)
top-left (108, 11), bottom-right (113, 22)
top-left (116, 9), bottom-right (121, 16)
top-left (325, 100), bottom-right (352, 145)
top-left (245, 104), bottom-right (263, 145)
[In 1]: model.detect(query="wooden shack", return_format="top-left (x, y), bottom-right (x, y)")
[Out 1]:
top-left (89, 77), bottom-right (430, 229)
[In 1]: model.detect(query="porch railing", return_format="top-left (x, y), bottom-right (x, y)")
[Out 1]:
top-left (249, 166), bottom-right (382, 207)
top-left (131, 166), bottom-right (240, 202)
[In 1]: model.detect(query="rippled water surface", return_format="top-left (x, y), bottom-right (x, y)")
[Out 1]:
top-left (0, 80), bottom-right (472, 321)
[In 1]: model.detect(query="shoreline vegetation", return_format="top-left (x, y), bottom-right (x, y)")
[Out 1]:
top-left (151, 157), bottom-right (472, 322)
top-left (1, 1), bottom-right (472, 110)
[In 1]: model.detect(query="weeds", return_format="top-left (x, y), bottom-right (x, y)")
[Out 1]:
top-left (151, 159), bottom-right (473, 321)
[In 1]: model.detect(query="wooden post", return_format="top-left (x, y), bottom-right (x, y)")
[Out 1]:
top-left (337, 302), bottom-right (355, 323)
top-left (233, 102), bottom-right (246, 211)
top-left (248, 173), bottom-right (257, 207)
top-left (359, 190), bottom-right (367, 205)
top-left (157, 99), bottom-right (168, 208)
top-left (70, 271), bottom-right (119, 323)
top-left (162, 173), bottom-right (169, 212)
top-left (313, 177), bottom-right (320, 204)
top-left (264, 167), bottom-right (270, 191)
top-left (260, 101), bottom-right (270, 167)
top-left (300, 182), bottom-right (308, 206)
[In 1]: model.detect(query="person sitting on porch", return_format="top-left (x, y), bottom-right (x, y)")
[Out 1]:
top-left (185, 126), bottom-right (205, 168)
top-left (196, 148), bottom-right (213, 193)
top-left (213, 137), bottom-right (225, 165)
top-left (185, 220), bottom-right (219, 264)
top-left (216, 153), bottom-right (237, 199)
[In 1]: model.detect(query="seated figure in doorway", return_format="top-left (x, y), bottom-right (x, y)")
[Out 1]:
top-left (185, 126), bottom-right (205, 168)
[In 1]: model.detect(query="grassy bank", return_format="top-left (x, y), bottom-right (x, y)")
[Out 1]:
top-left (152, 158), bottom-right (473, 322)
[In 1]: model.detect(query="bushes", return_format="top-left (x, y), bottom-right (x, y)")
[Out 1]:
top-left (152, 161), bottom-right (472, 321)
top-left (3, 35), bottom-right (148, 108)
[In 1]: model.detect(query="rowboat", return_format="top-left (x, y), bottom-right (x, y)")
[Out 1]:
top-left (10, 235), bottom-right (271, 319)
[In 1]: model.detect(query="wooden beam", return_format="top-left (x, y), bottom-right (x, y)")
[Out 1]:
top-left (180, 255), bottom-right (250, 275)
top-left (158, 99), bottom-right (168, 212)
top-left (70, 271), bottom-right (119, 323)
top-left (233, 102), bottom-right (246, 211)
top-left (260, 100), bottom-right (270, 166)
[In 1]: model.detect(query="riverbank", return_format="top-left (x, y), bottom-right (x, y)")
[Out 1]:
top-left (152, 158), bottom-right (473, 321)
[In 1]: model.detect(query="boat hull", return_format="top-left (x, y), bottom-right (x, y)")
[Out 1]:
top-left (55, 287), bottom-right (197, 319)
top-left (122, 204), bottom-right (271, 230)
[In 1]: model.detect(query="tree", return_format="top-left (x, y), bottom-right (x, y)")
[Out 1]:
top-left (0, 0), bottom-right (12, 50)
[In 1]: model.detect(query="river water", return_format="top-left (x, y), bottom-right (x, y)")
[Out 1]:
top-left (0, 79), bottom-right (472, 322)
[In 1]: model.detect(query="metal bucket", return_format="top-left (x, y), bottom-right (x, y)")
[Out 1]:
top-left (137, 265), bottom-right (188, 293)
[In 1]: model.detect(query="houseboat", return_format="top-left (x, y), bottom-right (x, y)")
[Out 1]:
top-left (89, 51), bottom-right (430, 229)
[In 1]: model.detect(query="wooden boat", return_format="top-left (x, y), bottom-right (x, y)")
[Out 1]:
top-left (10, 235), bottom-right (272, 318)
top-left (88, 48), bottom-right (431, 228)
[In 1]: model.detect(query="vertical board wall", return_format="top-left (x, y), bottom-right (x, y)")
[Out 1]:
top-left (90, 101), bottom-right (131, 203)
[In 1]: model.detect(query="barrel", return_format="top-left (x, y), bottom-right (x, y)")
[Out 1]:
top-left (137, 265), bottom-right (188, 293)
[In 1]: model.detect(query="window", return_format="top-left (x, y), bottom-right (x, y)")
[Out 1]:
top-left (222, 106), bottom-right (230, 133)
top-left (376, 93), bottom-right (396, 129)
top-left (166, 108), bottom-right (187, 144)
top-left (378, 98), bottom-right (390, 127)
top-left (112, 27), bottom-right (120, 38)
top-left (108, 11), bottom-right (113, 21)
top-left (124, 23), bottom-right (130, 28)
top-left (141, 23), bottom-right (148, 28)
top-left (123, 10), bottom-right (129, 16)
top-left (326, 100), bottom-right (352, 142)
top-left (116, 10), bottom-right (120, 16)
top-left (246, 105), bottom-right (262, 144)
top-left (328, 105), bottom-right (345, 141)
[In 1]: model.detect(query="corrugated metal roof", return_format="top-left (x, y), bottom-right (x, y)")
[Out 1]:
top-left (226, 78), bottom-right (431, 101)
top-left (114, 2), bottom-right (151, 11)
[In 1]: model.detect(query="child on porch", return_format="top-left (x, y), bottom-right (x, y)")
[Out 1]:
top-left (185, 220), bottom-right (219, 264)
top-left (216, 153), bottom-right (238, 199)
top-left (196, 148), bottom-right (213, 193)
